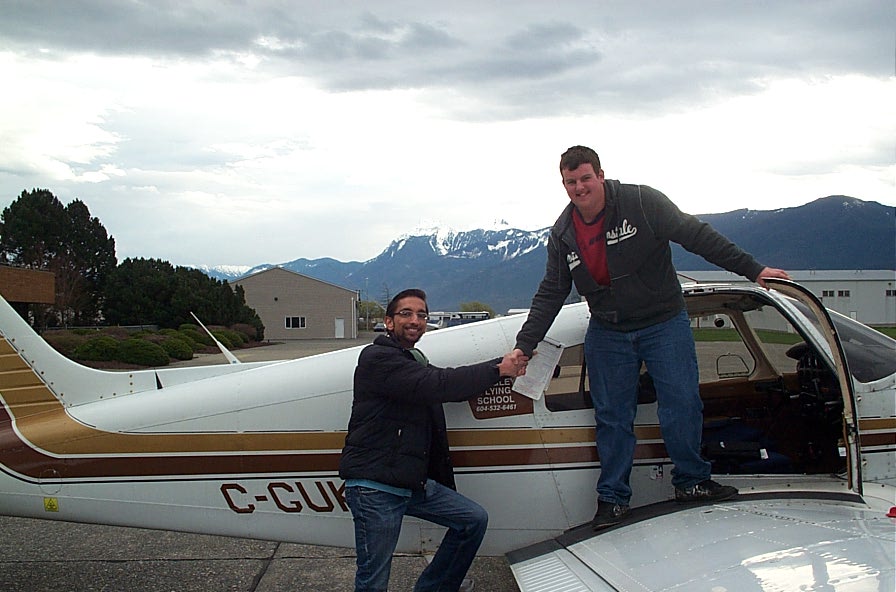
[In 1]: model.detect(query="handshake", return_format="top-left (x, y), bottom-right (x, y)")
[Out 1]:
top-left (496, 349), bottom-right (530, 378)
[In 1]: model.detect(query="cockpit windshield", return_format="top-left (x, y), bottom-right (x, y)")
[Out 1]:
top-left (791, 300), bottom-right (896, 383)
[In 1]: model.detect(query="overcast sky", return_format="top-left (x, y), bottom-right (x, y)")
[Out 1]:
top-left (1, 1), bottom-right (893, 268)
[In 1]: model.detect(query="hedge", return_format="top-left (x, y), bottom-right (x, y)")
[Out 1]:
top-left (116, 338), bottom-right (169, 367)
top-left (74, 335), bottom-right (120, 362)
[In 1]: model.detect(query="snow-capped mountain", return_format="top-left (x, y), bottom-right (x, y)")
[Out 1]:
top-left (196, 196), bottom-right (894, 313)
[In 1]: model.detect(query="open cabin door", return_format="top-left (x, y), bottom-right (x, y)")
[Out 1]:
top-left (766, 279), bottom-right (862, 494)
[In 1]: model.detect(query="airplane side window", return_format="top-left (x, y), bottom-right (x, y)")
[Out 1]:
top-left (544, 344), bottom-right (593, 412)
top-left (791, 300), bottom-right (896, 383)
top-left (692, 314), bottom-right (756, 383)
top-left (741, 307), bottom-right (805, 377)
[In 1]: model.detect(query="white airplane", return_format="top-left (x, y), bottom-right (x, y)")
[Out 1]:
top-left (1, 279), bottom-right (894, 591)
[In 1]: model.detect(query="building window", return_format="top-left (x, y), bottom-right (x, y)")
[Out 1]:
top-left (821, 290), bottom-right (834, 298)
top-left (286, 316), bottom-right (306, 329)
top-left (887, 290), bottom-right (896, 297)
top-left (837, 290), bottom-right (851, 298)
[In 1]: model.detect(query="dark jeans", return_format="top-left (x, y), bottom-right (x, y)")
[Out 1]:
top-left (585, 309), bottom-right (711, 505)
top-left (345, 479), bottom-right (488, 592)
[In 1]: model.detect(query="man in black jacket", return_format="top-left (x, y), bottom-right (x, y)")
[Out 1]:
top-left (514, 145), bottom-right (790, 531)
top-left (339, 288), bottom-right (527, 592)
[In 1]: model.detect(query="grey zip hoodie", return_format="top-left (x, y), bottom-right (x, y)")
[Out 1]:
top-left (515, 180), bottom-right (765, 356)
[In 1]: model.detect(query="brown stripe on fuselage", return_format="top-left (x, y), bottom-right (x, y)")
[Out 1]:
top-left (857, 418), bottom-right (896, 448)
top-left (0, 341), bottom-right (659, 456)
top-left (6, 339), bottom-right (890, 483)
top-left (0, 385), bottom-right (668, 481)
top-left (2, 345), bottom-right (615, 480)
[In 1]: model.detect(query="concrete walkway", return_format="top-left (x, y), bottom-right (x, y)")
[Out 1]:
top-left (0, 515), bottom-right (518, 591)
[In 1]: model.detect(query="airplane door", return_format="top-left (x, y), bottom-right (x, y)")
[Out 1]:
top-left (766, 279), bottom-right (862, 494)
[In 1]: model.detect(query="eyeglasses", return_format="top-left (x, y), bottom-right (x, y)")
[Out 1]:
top-left (394, 309), bottom-right (429, 321)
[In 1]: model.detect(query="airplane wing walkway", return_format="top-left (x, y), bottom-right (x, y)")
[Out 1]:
top-left (507, 492), bottom-right (895, 592)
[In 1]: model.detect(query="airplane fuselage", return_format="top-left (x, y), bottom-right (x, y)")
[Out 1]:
top-left (1, 282), bottom-right (894, 560)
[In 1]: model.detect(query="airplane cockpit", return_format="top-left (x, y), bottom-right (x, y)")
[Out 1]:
top-left (506, 284), bottom-right (895, 592)
top-left (536, 287), bottom-right (869, 479)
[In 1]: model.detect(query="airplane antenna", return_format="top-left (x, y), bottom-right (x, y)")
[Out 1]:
top-left (189, 312), bottom-right (241, 365)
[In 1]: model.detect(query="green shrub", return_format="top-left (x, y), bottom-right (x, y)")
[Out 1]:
top-left (116, 338), bottom-right (169, 367)
top-left (74, 335), bottom-right (120, 361)
top-left (178, 327), bottom-right (214, 348)
top-left (229, 329), bottom-right (247, 345)
top-left (176, 330), bottom-right (204, 350)
top-left (215, 328), bottom-right (245, 347)
top-left (211, 331), bottom-right (234, 349)
top-left (160, 336), bottom-right (194, 361)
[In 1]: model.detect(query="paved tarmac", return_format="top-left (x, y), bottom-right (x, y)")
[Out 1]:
top-left (0, 334), bottom-right (522, 592)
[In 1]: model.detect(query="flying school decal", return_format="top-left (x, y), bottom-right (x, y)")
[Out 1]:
top-left (469, 378), bottom-right (533, 418)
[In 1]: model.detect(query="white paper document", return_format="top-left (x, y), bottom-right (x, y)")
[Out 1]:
top-left (512, 337), bottom-right (564, 400)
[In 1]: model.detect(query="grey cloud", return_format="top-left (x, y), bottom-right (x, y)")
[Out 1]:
top-left (292, 19), bottom-right (460, 64)
top-left (503, 22), bottom-right (583, 51)
top-left (401, 22), bottom-right (463, 52)
top-left (1, 0), bottom-right (255, 57)
top-left (2, 1), bottom-right (891, 121)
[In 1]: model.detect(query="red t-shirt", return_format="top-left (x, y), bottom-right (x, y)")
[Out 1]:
top-left (573, 208), bottom-right (610, 286)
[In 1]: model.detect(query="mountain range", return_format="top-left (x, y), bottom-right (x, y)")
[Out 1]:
top-left (197, 196), bottom-right (895, 313)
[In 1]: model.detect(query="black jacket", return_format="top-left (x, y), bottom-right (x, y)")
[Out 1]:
top-left (515, 180), bottom-right (765, 355)
top-left (338, 335), bottom-right (503, 491)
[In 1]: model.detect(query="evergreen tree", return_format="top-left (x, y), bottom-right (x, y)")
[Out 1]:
top-left (103, 258), bottom-right (176, 326)
top-left (58, 199), bottom-right (117, 325)
top-left (105, 258), bottom-right (263, 336)
top-left (0, 189), bottom-right (116, 328)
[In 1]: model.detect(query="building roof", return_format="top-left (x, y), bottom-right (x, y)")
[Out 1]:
top-left (233, 266), bottom-right (358, 294)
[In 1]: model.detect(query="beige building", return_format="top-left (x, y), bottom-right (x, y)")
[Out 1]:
top-left (679, 270), bottom-right (896, 326)
top-left (233, 267), bottom-right (359, 341)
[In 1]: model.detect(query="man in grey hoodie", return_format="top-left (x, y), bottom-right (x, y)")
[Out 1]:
top-left (514, 145), bottom-right (790, 530)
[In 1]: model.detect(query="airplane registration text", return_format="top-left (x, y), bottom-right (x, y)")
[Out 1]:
top-left (221, 480), bottom-right (348, 514)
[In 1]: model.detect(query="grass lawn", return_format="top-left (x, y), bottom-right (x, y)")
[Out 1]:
top-left (692, 328), bottom-right (803, 345)
top-left (874, 326), bottom-right (896, 339)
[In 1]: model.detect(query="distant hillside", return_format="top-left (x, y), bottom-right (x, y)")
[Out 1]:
top-left (671, 196), bottom-right (894, 271)
top-left (201, 196), bottom-right (894, 313)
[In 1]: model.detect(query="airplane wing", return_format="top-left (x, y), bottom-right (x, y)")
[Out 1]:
top-left (507, 493), bottom-right (896, 592)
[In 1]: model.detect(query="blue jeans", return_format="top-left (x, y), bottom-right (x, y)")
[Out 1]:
top-left (585, 309), bottom-right (710, 505)
top-left (345, 479), bottom-right (488, 592)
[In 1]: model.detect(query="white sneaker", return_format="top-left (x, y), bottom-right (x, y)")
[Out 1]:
top-left (459, 577), bottom-right (475, 592)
